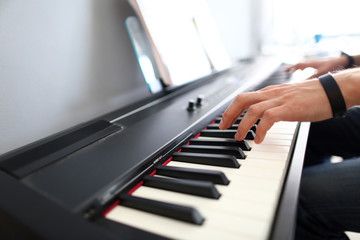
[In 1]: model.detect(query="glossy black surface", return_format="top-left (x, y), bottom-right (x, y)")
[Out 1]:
top-left (156, 165), bottom-right (230, 185)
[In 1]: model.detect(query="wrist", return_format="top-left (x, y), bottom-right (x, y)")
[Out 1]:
top-left (333, 69), bottom-right (360, 108)
top-left (340, 51), bottom-right (355, 69)
top-left (337, 54), bottom-right (350, 68)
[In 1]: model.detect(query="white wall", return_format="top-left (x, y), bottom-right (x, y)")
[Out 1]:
top-left (0, 0), bottom-right (149, 155)
top-left (206, 0), bottom-right (271, 61)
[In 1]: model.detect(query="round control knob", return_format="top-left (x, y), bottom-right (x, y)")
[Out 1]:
top-left (187, 100), bottom-right (196, 111)
top-left (196, 95), bottom-right (204, 106)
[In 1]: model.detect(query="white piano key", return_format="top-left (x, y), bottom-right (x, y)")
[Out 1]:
top-left (247, 138), bottom-right (293, 148)
top-left (271, 121), bottom-right (298, 129)
top-left (167, 161), bottom-right (282, 191)
top-left (167, 158), bottom-right (285, 180)
top-left (132, 186), bottom-right (275, 220)
top-left (107, 204), bottom-right (265, 240)
top-left (245, 151), bottom-right (289, 161)
top-left (267, 127), bottom-right (297, 134)
top-left (239, 157), bottom-right (287, 169)
top-left (224, 173), bottom-right (282, 192)
top-left (233, 165), bottom-right (284, 180)
top-left (249, 144), bottom-right (290, 153)
top-left (129, 186), bottom-right (273, 238)
top-left (263, 133), bottom-right (294, 140)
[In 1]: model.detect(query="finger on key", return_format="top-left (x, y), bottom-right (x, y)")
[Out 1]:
top-left (220, 92), bottom-right (260, 130)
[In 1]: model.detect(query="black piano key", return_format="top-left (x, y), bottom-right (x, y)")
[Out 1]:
top-left (181, 145), bottom-right (246, 159)
top-left (251, 124), bottom-right (257, 133)
top-left (220, 112), bottom-right (247, 118)
top-left (143, 175), bottom-right (221, 199)
top-left (207, 123), bottom-right (257, 133)
top-left (201, 129), bottom-right (235, 138)
top-left (214, 117), bottom-right (260, 125)
top-left (201, 129), bottom-right (256, 140)
top-left (119, 194), bottom-right (204, 225)
top-left (189, 138), bottom-right (251, 151)
top-left (214, 117), bottom-right (242, 124)
top-left (246, 130), bottom-right (256, 140)
top-left (156, 165), bottom-right (230, 185)
top-left (207, 124), bottom-right (236, 130)
top-left (172, 152), bottom-right (240, 168)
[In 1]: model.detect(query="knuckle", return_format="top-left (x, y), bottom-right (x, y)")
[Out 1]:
top-left (247, 104), bottom-right (260, 114)
top-left (263, 109), bottom-right (276, 122)
top-left (234, 94), bottom-right (243, 102)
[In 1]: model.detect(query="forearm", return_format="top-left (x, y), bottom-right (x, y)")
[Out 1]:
top-left (334, 67), bottom-right (360, 108)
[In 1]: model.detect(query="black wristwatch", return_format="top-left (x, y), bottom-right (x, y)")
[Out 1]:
top-left (318, 73), bottom-right (347, 118)
top-left (341, 51), bottom-right (355, 69)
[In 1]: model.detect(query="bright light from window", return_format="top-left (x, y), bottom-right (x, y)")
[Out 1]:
top-left (270, 0), bottom-right (360, 56)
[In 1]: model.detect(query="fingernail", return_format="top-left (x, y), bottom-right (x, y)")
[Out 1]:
top-left (235, 132), bottom-right (240, 140)
top-left (254, 135), bottom-right (261, 144)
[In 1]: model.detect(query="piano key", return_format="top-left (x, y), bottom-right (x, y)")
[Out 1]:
top-left (245, 130), bottom-right (256, 140)
top-left (175, 151), bottom-right (287, 170)
top-left (207, 124), bottom-right (234, 130)
top-left (263, 133), bottom-right (294, 140)
top-left (207, 123), bottom-right (257, 133)
top-left (131, 186), bottom-right (275, 235)
top-left (267, 126), bottom-right (297, 134)
top-left (214, 116), bottom-right (260, 125)
top-left (133, 184), bottom-right (278, 219)
top-left (246, 151), bottom-right (288, 161)
top-left (172, 152), bottom-right (240, 168)
top-left (118, 194), bottom-right (204, 225)
top-left (252, 124), bottom-right (258, 133)
top-left (246, 139), bottom-right (293, 148)
top-left (156, 165), bottom-right (230, 185)
top-left (201, 129), bottom-right (256, 140)
top-left (248, 144), bottom-right (290, 153)
top-left (167, 161), bottom-right (283, 191)
top-left (181, 145), bottom-right (246, 159)
top-left (167, 159), bottom-right (285, 181)
top-left (201, 122), bottom-right (297, 144)
top-left (196, 137), bottom-right (292, 150)
top-left (107, 204), bottom-right (261, 240)
top-left (270, 121), bottom-right (298, 130)
top-left (189, 138), bottom-right (251, 151)
top-left (214, 116), bottom-right (242, 124)
top-left (143, 175), bottom-right (221, 199)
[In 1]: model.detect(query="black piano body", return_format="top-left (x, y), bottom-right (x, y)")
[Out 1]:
top-left (0, 1), bottom-right (309, 239)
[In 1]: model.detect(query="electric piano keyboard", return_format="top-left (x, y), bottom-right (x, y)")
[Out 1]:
top-left (105, 117), bottom-right (300, 240)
